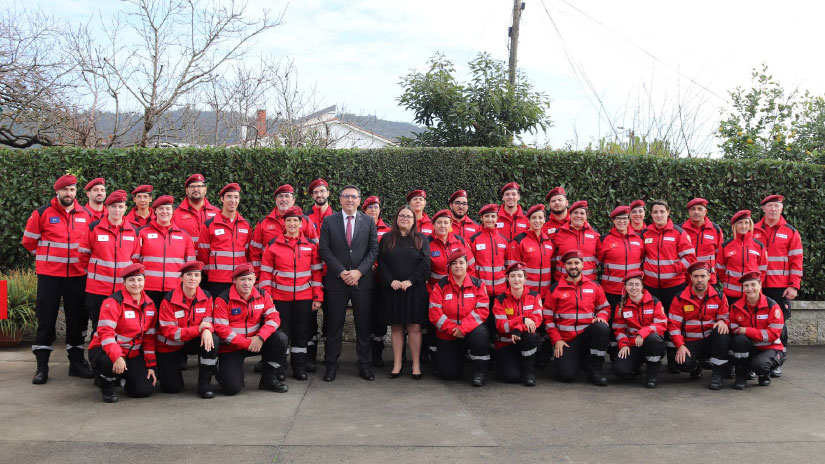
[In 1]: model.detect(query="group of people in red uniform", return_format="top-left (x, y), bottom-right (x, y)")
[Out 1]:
top-left (22, 174), bottom-right (803, 402)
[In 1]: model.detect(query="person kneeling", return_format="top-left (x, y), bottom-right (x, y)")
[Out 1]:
top-left (493, 262), bottom-right (542, 386)
top-left (213, 263), bottom-right (289, 395)
top-left (156, 261), bottom-right (219, 398)
top-left (87, 263), bottom-right (158, 403)
top-left (429, 250), bottom-right (491, 386)
top-left (729, 271), bottom-right (784, 390)
top-left (611, 272), bottom-right (667, 388)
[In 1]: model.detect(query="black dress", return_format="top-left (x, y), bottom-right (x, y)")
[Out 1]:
top-left (377, 235), bottom-right (431, 325)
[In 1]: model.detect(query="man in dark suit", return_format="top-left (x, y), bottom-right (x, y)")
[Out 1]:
top-left (318, 185), bottom-right (379, 381)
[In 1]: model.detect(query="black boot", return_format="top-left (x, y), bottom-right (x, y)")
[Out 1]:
top-left (733, 365), bottom-right (747, 390)
top-left (724, 363), bottom-right (735, 379)
top-left (708, 366), bottom-right (724, 390)
top-left (197, 365), bottom-right (215, 399)
top-left (306, 343), bottom-right (317, 373)
top-left (179, 354), bottom-right (189, 371)
top-left (32, 350), bottom-right (50, 385)
top-left (690, 365), bottom-right (703, 380)
top-left (645, 361), bottom-right (660, 388)
top-left (259, 360), bottom-right (289, 393)
top-left (472, 359), bottom-right (488, 387)
top-left (276, 366), bottom-right (286, 382)
top-left (587, 356), bottom-right (608, 386)
top-left (371, 339), bottom-right (385, 367)
top-left (521, 355), bottom-right (536, 387)
top-left (666, 348), bottom-right (680, 374)
top-left (291, 352), bottom-right (307, 381)
top-left (253, 359), bottom-right (263, 373)
top-left (758, 375), bottom-right (772, 386)
top-left (100, 377), bottom-right (118, 403)
top-left (67, 349), bottom-right (94, 379)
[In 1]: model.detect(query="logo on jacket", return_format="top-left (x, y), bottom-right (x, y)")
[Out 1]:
top-left (231, 307), bottom-right (242, 315)
top-left (431, 251), bottom-right (441, 257)
top-left (49, 217), bottom-right (60, 224)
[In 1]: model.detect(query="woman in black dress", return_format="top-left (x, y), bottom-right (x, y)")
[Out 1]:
top-left (377, 206), bottom-right (431, 379)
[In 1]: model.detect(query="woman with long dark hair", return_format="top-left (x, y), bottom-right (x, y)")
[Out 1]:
top-left (377, 206), bottom-right (431, 379)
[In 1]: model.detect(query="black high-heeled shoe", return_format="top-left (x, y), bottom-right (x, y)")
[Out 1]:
top-left (411, 372), bottom-right (423, 380)
top-left (389, 365), bottom-right (404, 379)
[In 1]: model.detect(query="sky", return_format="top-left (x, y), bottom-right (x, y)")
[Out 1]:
top-left (48, 0), bottom-right (825, 154)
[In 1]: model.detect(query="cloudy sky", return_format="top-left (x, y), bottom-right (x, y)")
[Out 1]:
top-left (51, 0), bottom-right (825, 154)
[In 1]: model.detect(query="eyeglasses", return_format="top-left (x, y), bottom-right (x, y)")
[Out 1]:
top-left (340, 194), bottom-right (360, 200)
top-left (452, 201), bottom-right (468, 206)
top-left (397, 215), bottom-right (414, 220)
top-left (613, 216), bottom-right (629, 221)
top-left (365, 205), bottom-right (380, 210)
top-left (187, 184), bottom-right (206, 189)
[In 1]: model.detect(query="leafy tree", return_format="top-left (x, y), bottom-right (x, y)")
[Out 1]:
top-left (397, 52), bottom-right (551, 147)
top-left (718, 64), bottom-right (825, 163)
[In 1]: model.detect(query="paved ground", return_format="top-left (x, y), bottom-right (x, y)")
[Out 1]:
top-left (1, 344), bottom-right (824, 464)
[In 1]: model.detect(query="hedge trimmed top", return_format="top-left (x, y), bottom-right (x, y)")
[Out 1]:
top-left (1, 147), bottom-right (822, 298)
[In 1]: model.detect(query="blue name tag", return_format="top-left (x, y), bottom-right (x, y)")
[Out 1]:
top-left (231, 307), bottom-right (242, 316)
top-left (431, 251), bottom-right (441, 257)
top-left (49, 217), bottom-right (60, 224)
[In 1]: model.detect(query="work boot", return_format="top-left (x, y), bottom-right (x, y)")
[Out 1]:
top-left (197, 365), bottom-right (215, 399)
top-left (758, 375), bottom-right (772, 386)
top-left (732, 366), bottom-right (747, 390)
top-left (371, 339), bottom-right (384, 367)
top-left (587, 356), bottom-right (608, 386)
top-left (770, 366), bottom-right (782, 378)
top-left (260, 360), bottom-right (289, 393)
top-left (471, 358), bottom-right (488, 387)
top-left (305, 344), bottom-right (317, 373)
top-left (100, 378), bottom-right (119, 403)
top-left (708, 366), bottom-right (724, 390)
top-left (645, 361), bottom-right (660, 389)
top-left (521, 355), bottom-right (536, 387)
top-left (32, 350), bottom-right (50, 385)
top-left (724, 363), bottom-right (735, 379)
top-left (67, 349), bottom-right (94, 379)
top-left (291, 351), bottom-right (307, 381)
top-left (690, 365), bottom-right (703, 380)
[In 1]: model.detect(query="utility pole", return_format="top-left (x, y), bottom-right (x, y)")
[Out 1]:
top-left (508, 0), bottom-right (524, 87)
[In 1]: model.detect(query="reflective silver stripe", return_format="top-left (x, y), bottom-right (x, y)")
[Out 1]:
top-left (525, 279), bottom-right (551, 286)
top-left (213, 318), bottom-right (229, 325)
top-left (435, 314), bottom-right (448, 329)
top-left (646, 355), bottom-right (662, 362)
top-left (616, 333), bottom-right (627, 340)
top-left (98, 319), bottom-right (117, 328)
top-left (612, 323), bottom-right (627, 329)
top-left (251, 261), bottom-right (261, 267)
top-left (684, 320), bottom-right (706, 326)
top-left (210, 264), bottom-right (236, 271)
top-left (678, 248), bottom-right (695, 257)
top-left (37, 240), bottom-right (79, 249)
top-left (258, 280), bottom-right (273, 287)
top-left (723, 282), bottom-right (742, 292)
top-left (275, 283), bottom-right (311, 292)
top-left (729, 351), bottom-right (750, 358)
top-left (581, 269), bottom-right (596, 275)
top-left (503, 321), bottom-right (510, 332)
top-left (310, 282), bottom-right (323, 287)
top-left (203, 317), bottom-right (213, 323)
top-left (558, 324), bottom-right (590, 331)
top-left (590, 349), bottom-right (606, 356)
top-left (468, 354), bottom-right (490, 361)
top-left (768, 323), bottom-right (783, 329)
top-left (669, 330), bottom-right (681, 336)
top-left (470, 311), bottom-right (483, 324)
top-left (601, 275), bottom-right (624, 283)
top-left (211, 250), bottom-right (246, 258)
top-left (477, 265), bottom-right (506, 272)
top-left (680, 258), bottom-right (690, 268)
top-left (173, 328), bottom-right (181, 341)
top-left (198, 243), bottom-right (211, 249)
top-left (758, 265), bottom-right (768, 271)
top-left (141, 256), bottom-right (186, 264)
top-left (685, 332), bottom-right (710, 339)
top-left (78, 247), bottom-right (91, 254)
top-left (521, 347), bottom-right (537, 357)
top-left (730, 323), bottom-right (740, 330)
top-left (787, 249), bottom-right (802, 256)
top-left (596, 303), bottom-right (609, 310)
top-left (311, 264), bottom-right (324, 270)
top-left (265, 320), bottom-right (279, 329)
top-left (542, 310), bottom-right (553, 316)
top-left (761, 329), bottom-right (769, 341)
top-left (267, 361), bottom-right (282, 369)
top-left (90, 258), bottom-right (134, 268)
top-left (250, 240), bottom-right (263, 249)
top-left (557, 312), bottom-right (593, 319)
top-left (603, 263), bottom-right (641, 270)
top-left (101, 338), bottom-right (116, 346)
top-left (696, 255), bottom-right (714, 262)
top-left (145, 270), bottom-right (181, 278)
top-left (790, 270), bottom-right (803, 276)
top-left (709, 357), bottom-right (728, 365)
top-left (429, 302), bottom-right (442, 309)
top-left (264, 308), bottom-right (278, 316)
top-left (643, 270), bottom-right (677, 279)
top-left (494, 314), bottom-right (507, 320)
top-left (260, 265), bottom-right (274, 273)
top-left (767, 256), bottom-right (788, 262)
top-left (653, 318), bottom-right (668, 324)
top-left (646, 258), bottom-right (678, 266)
top-left (480, 277), bottom-right (507, 286)
top-left (145, 328), bottom-right (156, 335)
top-left (716, 263), bottom-right (726, 270)
top-left (31, 344), bottom-right (54, 351)
top-left (766, 269), bottom-right (788, 276)
top-left (726, 269), bottom-right (744, 278)
top-left (669, 314), bottom-right (683, 322)
top-left (431, 272), bottom-right (446, 280)
top-left (116, 334), bottom-right (134, 342)
top-left (224, 332), bottom-right (236, 343)
top-left (524, 266), bottom-right (552, 273)
top-left (232, 323), bottom-right (260, 333)
top-left (277, 270), bottom-right (312, 278)
top-left (36, 255), bottom-right (79, 263)
top-left (582, 257), bottom-right (598, 262)
top-left (24, 230), bottom-right (41, 239)
top-left (200, 358), bottom-right (218, 365)
top-left (158, 320), bottom-right (177, 326)
top-left (87, 272), bottom-right (119, 284)
top-left (157, 335), bottom-right (184, 346)
top-left (290, 347), bottom-right (308, 353)
top-left (498, 336), bottom-right (512, 343)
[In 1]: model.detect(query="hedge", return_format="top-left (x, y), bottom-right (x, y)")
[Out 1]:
top-left (2, 147), bottom-right (823, 299)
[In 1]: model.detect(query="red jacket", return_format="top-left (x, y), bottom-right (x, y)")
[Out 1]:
top-left (213, 285), bottom-right (281, 353)
top-left (428, 234), bottom-right (476, 287)
top-left (543, 278), bottom-right (610, 344)
top-left (451, 215), bottom-right (480, 243)
top-left (682, 218), bottom-right (723, 284)
top-left (611, 291), bottom-right (667, 349)
top-left (125, 208), bottom-right (155, 229)
top-left (667, 285), bottom-right (728, 348)
top-left (505, 230), bottom-right (554, 298)
top-left (306, 204), bottom-right (334, 235)
top-left (137, 221), bottom-right (196, 292)
top-left (79, 217), bottom-right (139, 296)
top-left (249, 209), bottom-right (317, 273)
top-left (753, 216), bottom-right (803, 290)
top-left (259, 235), bottom-right (324, 302)
top-left (492, 290), bottom-right (543, 349)
top-left (596, 228), bottom-right (644, 295)
top-left (88, 289), bottom-right (157, 367)
top-left (22, 198), bottom-right (91, 277)
top-left (729, 294), bottom-right (784, 351)
top-left (542, 212), bottom-right (570, 236)
top-left (157, 285), bottom-right (214, 352)
top-left (417, 212), bottom-right (433, 236)
top-left (83, 204), bottom-right (107, 223)
top-left (496, 204), bottom-right (529, 242)
top-left (375, 218), bottom-right (391, 241)
top-left (716, 232), bottom-right (768, 299)
top-left (640, 220), bottom-right (696, 288)
top-left (551, 222), bottom-right (600, 282)
top-left (198, 213), bottom-right (252, 283)
top-left (469, 227), bottom-right (509, 296)
top-left (172, 198), bottom-right (221, 245)
top-left (429, 274), bottom-right (490, 341)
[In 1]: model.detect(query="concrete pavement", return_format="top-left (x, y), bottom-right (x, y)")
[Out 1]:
top-left (1, 344), bottom-right (824, 463)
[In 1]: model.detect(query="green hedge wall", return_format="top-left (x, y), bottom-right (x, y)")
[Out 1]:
top-left (2, 147), bottom-right (823, 299)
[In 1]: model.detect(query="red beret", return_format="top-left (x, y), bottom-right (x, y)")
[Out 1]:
top-left (449, 190), bottom-right (468, 203)
top-left (526, 204), bottom-right (545, 218)
top-left (505, 261), bottom-right (527, 275)
top-left (687, 261), bottom-right (711, 275)
top-left (629, 199), bottom-right (646, 210)
top-left (361, 196), bottom-right (380, 211)
top-left (730, 209), bottom-right (752, 224)
top-left (232, 263), bottom-right (255, 279)
top-left (282, 206), bottom-right (304, 219)
top-left (445, 248), bottom-right (467, 266)
top-left (432, 209), bottom-right (452, 222)
top-left (179, 261), bottom-right (204, 274)
top-left (610, 205), bottom-right (630, 218)
top-left (185, 174), bottom-right (205, 187)
top-left (545, 186), bottom-right (566, 202)
top-left (120, 263), bottom-right (145, 278)
top-left (151, 195), bottom-right (174, 209)
top-left (219, 183), bottom-right (241, 197)
top-left (561, 249), bottom-right (584, 263)
top-left (479, 204), bottom-right (498, 216)
top-left (54, 175), bottom-right (77, 191)
top-left (274, 184), bottom-right (294, 197)
top-left (686, 198), bottom-right (708, 209)
top-left (308, 179), bottom-right (328, 193)
top-left (84, 177), bottom-right (105, 191)
top-left (622, 271), bottom-right (645, 283)
top-left (738, 271), bottom-right (762, 284)
top-left (499, 182), bottom-right (520, 198)
top-left (104, 189), bottom-right (127, 206)
top-left (761, 194), bottom-right (784, 205)
top-left (406, 189), bottom-right (426, 202)
top-left (131, 185), bottom-right (153, 195)
top-left (569, 200), bottom-right (588, 212)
